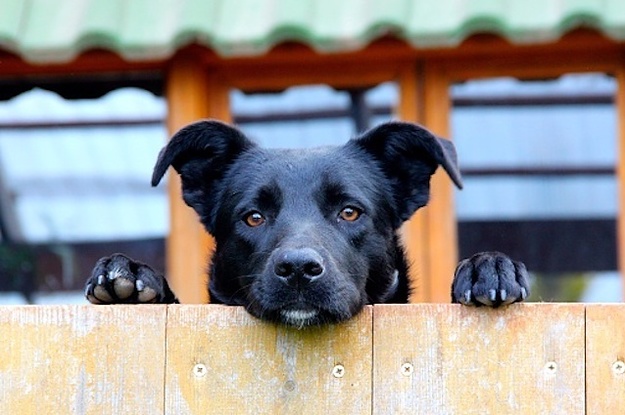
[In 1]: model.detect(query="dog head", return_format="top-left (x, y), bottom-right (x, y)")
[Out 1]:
top-left (152, 120), bottom-right (462, 327)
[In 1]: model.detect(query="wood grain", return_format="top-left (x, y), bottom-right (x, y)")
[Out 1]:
top-left (0, 305), bottom-right (167, 415)
top-left (586, 304), bottom-right (625, 413)
top-left (3, 303), bottom-right (623, 413)
top-left (373, 303), bottom-right (586, 414)
top-left (164, 305), bottom-right (373, 415)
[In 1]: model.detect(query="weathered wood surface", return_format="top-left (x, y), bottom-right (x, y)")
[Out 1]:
top-left (0, 305), bottom-right (167, 415)
top-left (373, 304), bottom-right (585, 414)
top-left (586, 304), bottom-right (625, 413)
top-left (165, 305), bottom-right (372, 414)
top-left (0, 303), bottom-right (622, 414)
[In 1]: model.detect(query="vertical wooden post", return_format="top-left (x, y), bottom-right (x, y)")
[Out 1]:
top-left (617, 66), bottom-right (625, 302)
top-left (421, 61), bottom-right (458, 302)
top-left (165, 53), bottom-right (231, 303)
top-left (397, 63), bottom-right (429, 302)
top-left (397, 61), bottom-right (458, 302)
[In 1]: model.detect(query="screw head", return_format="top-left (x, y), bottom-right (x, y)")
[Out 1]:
top-left (284, 380), bottom-right (296, 392)
top-left (193, 363), bottom-right (207, 378)
top-left (613, 361), bottom-right (625, 375)
top-left (401, 362), bottom-right (414, 377)
top-left (332, 364), bottom-right (345, 378)
top-left (544, 361), bottom-right (558, 374)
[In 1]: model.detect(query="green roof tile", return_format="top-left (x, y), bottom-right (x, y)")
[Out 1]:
top-left (1, 0), bottom-right (624, 63)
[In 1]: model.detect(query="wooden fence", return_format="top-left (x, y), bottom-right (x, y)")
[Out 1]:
top-left (1, 303), bottom-right (623, 414)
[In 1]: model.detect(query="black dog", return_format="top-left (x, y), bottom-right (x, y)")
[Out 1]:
top-left (85, 120), bottom-right (529, 327)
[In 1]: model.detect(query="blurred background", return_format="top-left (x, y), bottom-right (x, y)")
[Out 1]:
top-left (0, 0), bottom-right (622, 304)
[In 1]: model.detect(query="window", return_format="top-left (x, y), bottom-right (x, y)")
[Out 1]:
top-left (452, 73), bottom-right (620, 301)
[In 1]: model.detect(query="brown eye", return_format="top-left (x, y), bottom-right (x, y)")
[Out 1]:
top-left (244, 211), bottom-right (265, 227)
top-left (339, 206), bottom-right (362, 222)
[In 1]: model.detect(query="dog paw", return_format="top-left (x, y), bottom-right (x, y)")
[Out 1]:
top-left (84, 253), bottom-right (177, 304)
top-left (451, 251), bottom-right (530, 307)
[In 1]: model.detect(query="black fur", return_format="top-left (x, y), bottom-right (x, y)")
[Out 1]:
top-left (85, 120), bottom-right (530, 327)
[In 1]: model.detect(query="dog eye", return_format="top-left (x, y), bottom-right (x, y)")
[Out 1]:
top-left (339, 206), bottom-right (362, 222)
top-left (244, 211), bottom-right (266, 227)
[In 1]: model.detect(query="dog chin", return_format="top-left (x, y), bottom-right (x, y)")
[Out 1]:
top-left (279, 308), bottom-right (320, 328)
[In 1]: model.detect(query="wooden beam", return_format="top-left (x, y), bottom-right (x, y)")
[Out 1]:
top-left (0, 30), bottom-right (620, 81)
top-left (0, 49), bottom-right (163, 77)
top-left (439, 53), bottom-right (621, 81)
top-left (398, 61), bottom-right (458, 303)
top-left (202, 40), bottom-right (413, 92)
top-left (431, 32), bottom-right (621, 83)
top-left (165, 54), bottom-right (231, 303)
top-left (223, 60), bottom-right (406, 92)
top-left (397, 63), bottom-right (429, 302)
top-left (421, 62), bottom-right (458, 303)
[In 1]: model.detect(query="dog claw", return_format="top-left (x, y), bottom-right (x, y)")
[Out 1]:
top-left (464, 290), bottom-right (472, 304)
top-left (97, 275), bottom-right (105, 285)
top-left (521, 287), bottom-right (528, 300)
top-left (502, 289), bottom-right (517, 305)
top-left (136, 279), bottom-right (145, 291)
top-left (489, 289), bottom-right (497, 302)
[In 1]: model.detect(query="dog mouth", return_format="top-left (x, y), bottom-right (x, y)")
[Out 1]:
top-left (279, 308), bottom-right (319, 328)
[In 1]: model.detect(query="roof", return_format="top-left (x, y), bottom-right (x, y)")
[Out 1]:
top-left (1, 0), bottom-right (625, 64)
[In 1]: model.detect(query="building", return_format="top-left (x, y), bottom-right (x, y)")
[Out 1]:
top-left (0, 0), bottom-right (624, 303)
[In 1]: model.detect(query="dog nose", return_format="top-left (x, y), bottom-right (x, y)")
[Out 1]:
top-left (273, 248), bottom-right (324, 287)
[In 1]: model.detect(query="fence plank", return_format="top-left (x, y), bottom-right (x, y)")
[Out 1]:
top-left (373, 303), bottom-right (586, 414)
top-left (0, 305), bottom-right (167, 415)
top-left (8, 303), bottom-right (625, 413)
top-left (586, 304), bottom-right (625, 412)
top-left (164, 305), bottom-right (372, 415)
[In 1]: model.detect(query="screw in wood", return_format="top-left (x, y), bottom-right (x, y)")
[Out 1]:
top-left (544, 361), bottom-right (558, 374)
top-left (193, 363), bottom-right (207, 378)
top-left (612, 361), bottom-right (625, 375)
top-left (332, 364), bottom-right (345, 378)
top-left (284, 380), bottom-right (296, 392)
top-left (401, 362), bottom-right (414, 377)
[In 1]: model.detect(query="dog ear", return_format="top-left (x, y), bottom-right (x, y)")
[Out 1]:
top-left (151, 120), bottom-right (256, 231)
top-left (353, 121), bottom-right (463, 222)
